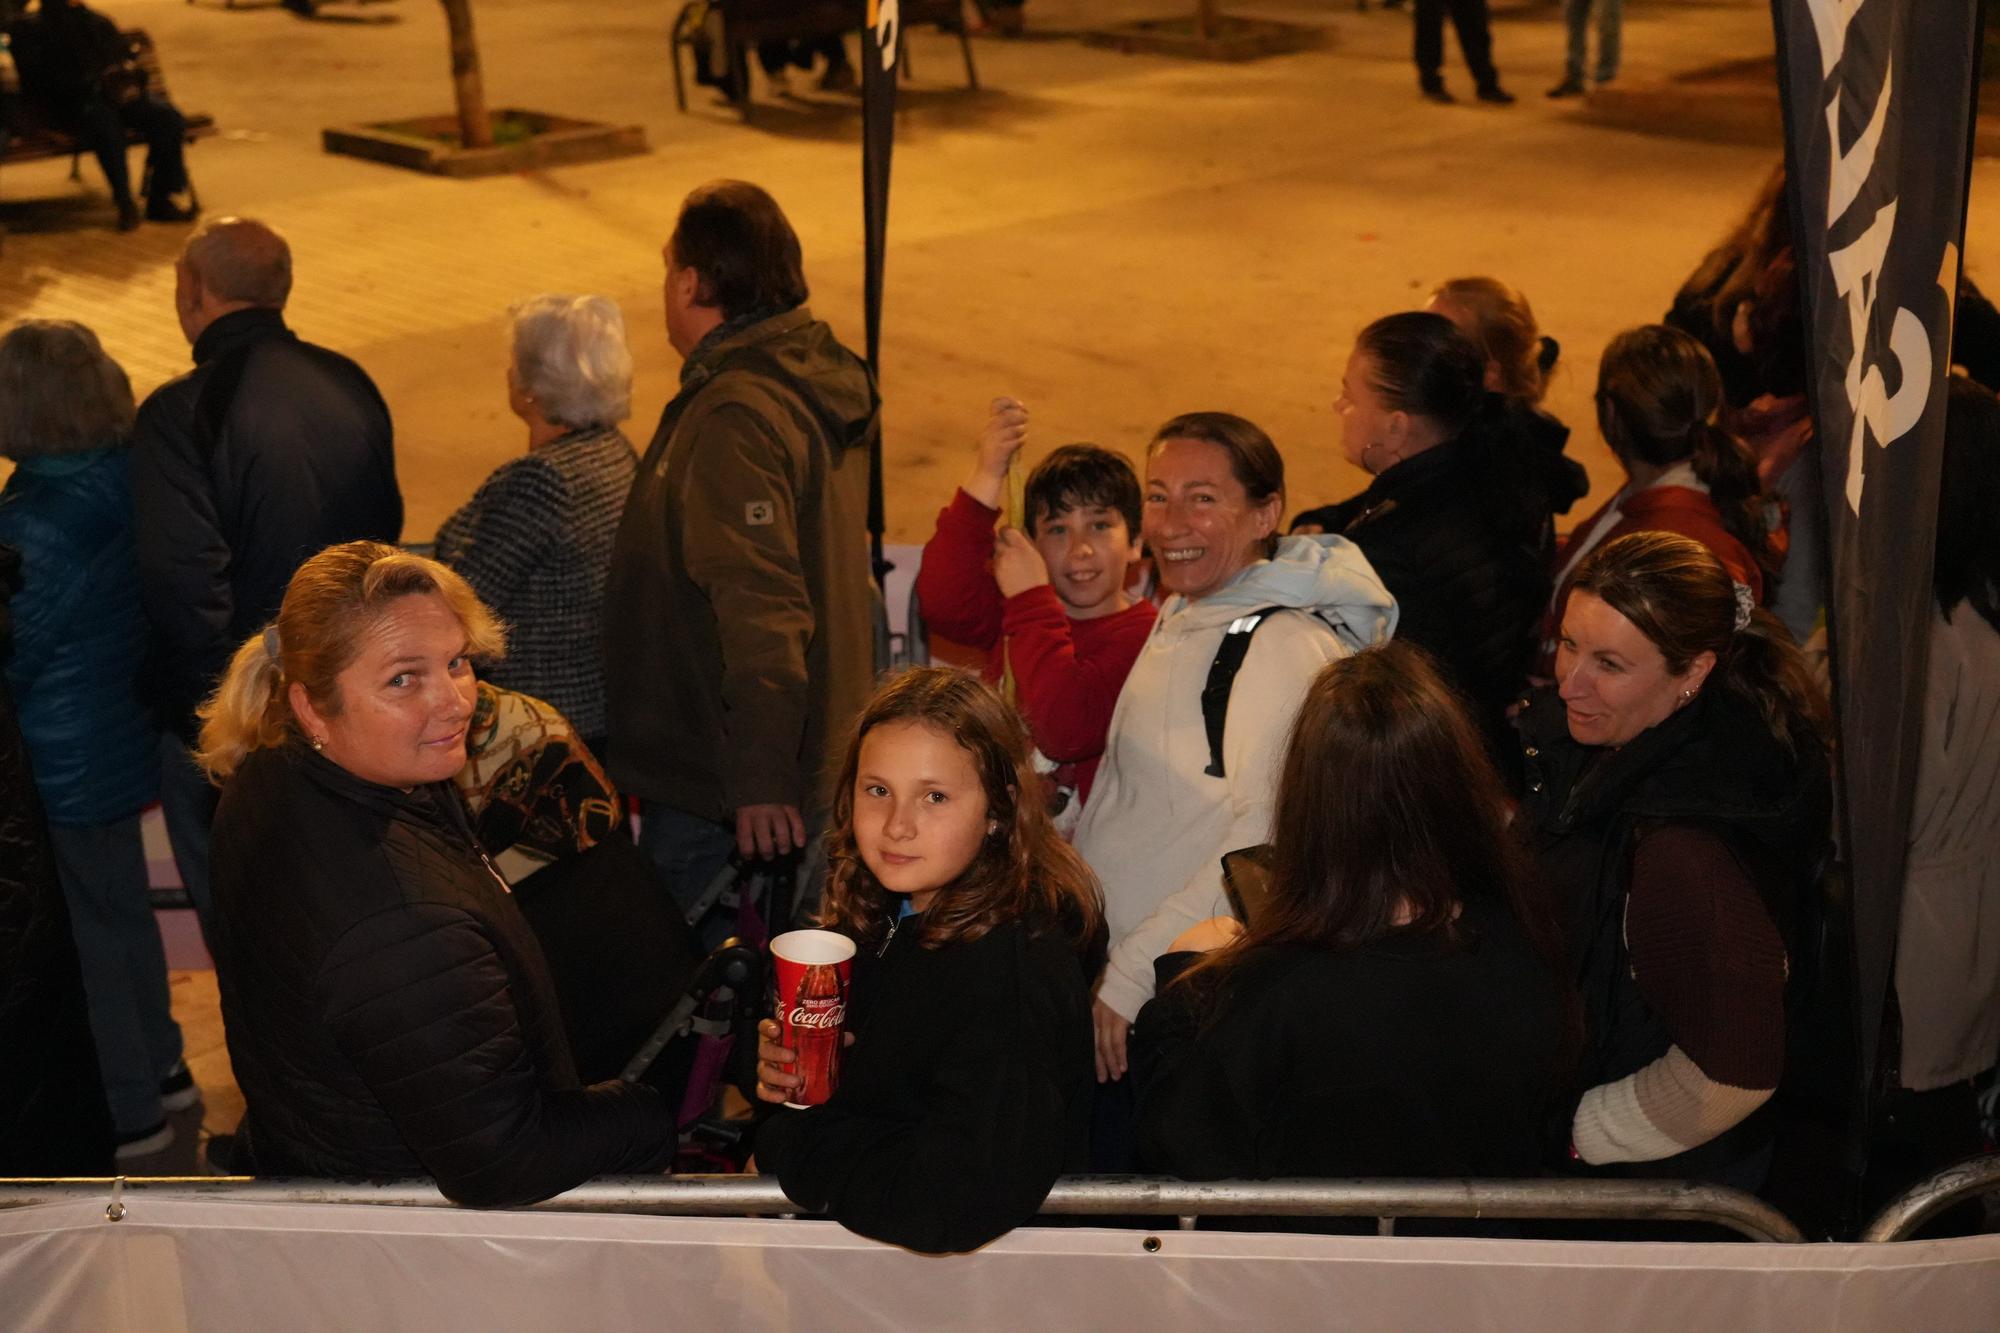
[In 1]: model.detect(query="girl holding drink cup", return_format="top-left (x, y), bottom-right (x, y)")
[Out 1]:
top-left (753, 667), bottom-right (1107, 1254)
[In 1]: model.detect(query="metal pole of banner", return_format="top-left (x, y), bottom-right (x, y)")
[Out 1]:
top-left (860, 0), bottom-right (899, 582)
top-left (1860, 1154), bottom-right (2000, 1243)
top-left (0, 1175), bottom-right (1806, 1242)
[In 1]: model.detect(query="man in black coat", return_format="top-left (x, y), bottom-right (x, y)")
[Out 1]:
top-left (130, 217), bottom-right (402, 928)
top-left (5, 0), bottom-right (195, 230)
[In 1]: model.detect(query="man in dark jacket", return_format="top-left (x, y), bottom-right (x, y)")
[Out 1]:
top-left (5, 0), bottom-right (196, 230)
top-left (604, 181), bottom-right (876, 932)
top-left (130, 217), bottom-right (402, 927)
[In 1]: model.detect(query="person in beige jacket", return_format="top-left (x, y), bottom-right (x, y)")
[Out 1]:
top-left (1892, 378), bottom-right (2000, 1178)
top-left (603, 181), bottom-right (877, 934)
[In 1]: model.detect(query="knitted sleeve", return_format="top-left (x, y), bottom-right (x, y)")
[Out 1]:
top-left (435, 457), bottom-right (566, 624)
top-left (1571, 825), bottom-right (1787, 1164)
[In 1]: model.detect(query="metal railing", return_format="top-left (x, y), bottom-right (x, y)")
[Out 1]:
top-left (1861, 1154), bottom-right (2000, 1243)
top-left (0, 1174), bottom-right (1805, 1242)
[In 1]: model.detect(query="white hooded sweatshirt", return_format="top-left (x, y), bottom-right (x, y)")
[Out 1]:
top-left (1076, 535), bottom-right (1397, 1021)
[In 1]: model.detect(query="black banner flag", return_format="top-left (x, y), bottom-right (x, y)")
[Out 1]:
top-left (1770, 0), bottom-right (1983, 1092)
top-left (861, 0), bottom-right (899, 574)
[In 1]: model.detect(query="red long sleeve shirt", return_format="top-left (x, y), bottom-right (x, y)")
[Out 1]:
top-left (915, 489), bottom-right (1155, 804)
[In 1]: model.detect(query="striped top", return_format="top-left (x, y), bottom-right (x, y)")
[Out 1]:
top-left (436, 426), bottom-right (637, 738)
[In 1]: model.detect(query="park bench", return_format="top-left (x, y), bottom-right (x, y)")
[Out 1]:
top-left (1, 28), bottom-right (216, 204)
top-left (669, 0), bottom-right (977, 118)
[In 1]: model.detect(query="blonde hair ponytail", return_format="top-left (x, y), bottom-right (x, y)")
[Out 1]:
top-left (195, 630), bottom-right (293, 781)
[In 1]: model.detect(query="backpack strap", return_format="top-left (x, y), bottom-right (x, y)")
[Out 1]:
top-left (1200, 606), bottom-right (1288, 779)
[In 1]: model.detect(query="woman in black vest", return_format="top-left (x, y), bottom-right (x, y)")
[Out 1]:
top-left (1293, 311), bottom-right (1553, 763)
top-left (1520, 530), bottom-right (1829, 1190)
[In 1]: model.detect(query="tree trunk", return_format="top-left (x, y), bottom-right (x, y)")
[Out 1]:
top-left (440, 0), bottom-right (495, 149)
top-left (1195, 0), bottom-right (1220, 41)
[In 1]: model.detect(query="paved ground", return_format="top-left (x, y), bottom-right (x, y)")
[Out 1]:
top-left (15, 0), bottom-right (1996, 545)
top-left (13, 0), bottom-right (1995, 1168)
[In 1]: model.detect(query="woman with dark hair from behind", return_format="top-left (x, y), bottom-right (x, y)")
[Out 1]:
top-left (1537, 324), bottom-right (1785, 673)
top-left (1129, 641), bottom-right (1567, 1197)
top-left (1290, 311), bottom-right (1557, 761)
top-left (1521, 531), bottom-right (1830, 1189)
top-left (1881, 376), bottom-right (2000, 1205)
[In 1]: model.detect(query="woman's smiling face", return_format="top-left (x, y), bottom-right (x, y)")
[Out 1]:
top-left (1555, 590), bottom-right (1713, 748)
top-left (1143, 436), bottom-right (1281, 601)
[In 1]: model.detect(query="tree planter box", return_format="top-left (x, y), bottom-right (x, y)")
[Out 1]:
top-left (1082, 15), bottom-right (1326, 62)
top-left (322, 109), bottom-right (647, 178)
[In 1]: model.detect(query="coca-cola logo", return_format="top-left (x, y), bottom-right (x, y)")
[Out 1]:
top-left (787, 1002), bottom-right (846, 1030)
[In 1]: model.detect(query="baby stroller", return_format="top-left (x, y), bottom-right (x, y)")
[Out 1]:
top-left (455, 684), bottom-right (766, 1169)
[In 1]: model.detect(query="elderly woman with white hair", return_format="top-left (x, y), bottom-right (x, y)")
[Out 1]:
top-left (436, 294), bottom-right (639, 750)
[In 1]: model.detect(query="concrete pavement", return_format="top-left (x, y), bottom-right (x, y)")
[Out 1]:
top-left (11, 0), bottom-right (1990, 543)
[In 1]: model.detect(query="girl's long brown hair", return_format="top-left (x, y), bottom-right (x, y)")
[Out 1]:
top-left (1179, 642), bottom-right (1569, 991)
top-left (819, 668), bottom-right (1107, 967)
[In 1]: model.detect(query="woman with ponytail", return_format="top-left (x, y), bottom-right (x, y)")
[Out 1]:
top-left (1536, 324), bottom-right (1786, 674)
top-left (199, 540), bottom-right (678, 1203)
top-left (1519, 531), bottom-right (1830, 1189)
top-left (1427, 277), bottom-right (1590, 561)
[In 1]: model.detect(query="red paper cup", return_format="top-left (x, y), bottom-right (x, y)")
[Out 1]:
top-left (770, 929), bottom-right (856, 1108)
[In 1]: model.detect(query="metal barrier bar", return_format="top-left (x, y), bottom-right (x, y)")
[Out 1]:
top-left (0, 1174), bottom-right (1804, 1242)
top-left (1861, 1154), bottom-right (2000, 1243)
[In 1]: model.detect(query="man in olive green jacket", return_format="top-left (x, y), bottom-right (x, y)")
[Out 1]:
top-left (604, 181), bottom-right (877, 928)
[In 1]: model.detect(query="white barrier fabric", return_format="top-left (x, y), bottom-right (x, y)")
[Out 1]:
top-left (4, 1198), bottom-right (2000, 1332)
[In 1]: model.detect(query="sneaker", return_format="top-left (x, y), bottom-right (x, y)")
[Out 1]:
top-left (160, 1062), bottom-right (202, 1112)
top-left (115, 1121), bottom-right (174, 1160)
top-left (1546, 77), bottom-right (1586, 99)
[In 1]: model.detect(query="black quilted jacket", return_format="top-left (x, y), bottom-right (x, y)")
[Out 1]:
top-left (1292, 435), bottom-right (1554, 763)
top-left (209, 741), bottom-right (677, 1204)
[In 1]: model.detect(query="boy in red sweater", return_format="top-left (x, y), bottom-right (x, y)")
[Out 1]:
top-left (915, 398), bottom-right (1154, 824)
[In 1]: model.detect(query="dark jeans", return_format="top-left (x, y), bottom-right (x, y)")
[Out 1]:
top-left (48, 816), bottom-right (185, 1135)
top-left (157, 732), bottom-right (216, 935)
top-left (1413, 0), bottom-right (1497, 89)
top-left (67, 95), bottom-right (188, 207)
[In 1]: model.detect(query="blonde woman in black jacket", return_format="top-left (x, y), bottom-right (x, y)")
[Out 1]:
top-left (197, 540), bottom-right (676, 1205)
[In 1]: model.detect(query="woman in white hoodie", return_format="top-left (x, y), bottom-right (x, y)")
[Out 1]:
top-left (1075, 412), bottom-right (1397, 1089)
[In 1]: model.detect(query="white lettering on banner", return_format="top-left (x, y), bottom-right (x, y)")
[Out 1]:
top-left (1806, 0), bottom-right (1866, 76)
top-left (1828, 201), bottom-right (1934, 513)
top-left (869, 0), bottom-right (900, 70)
top-left (1804, 0), bottom-right (1940, 515)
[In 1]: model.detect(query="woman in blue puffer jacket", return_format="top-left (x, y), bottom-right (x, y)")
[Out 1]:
top-left (0, 320), bottom-right (194, 1160)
